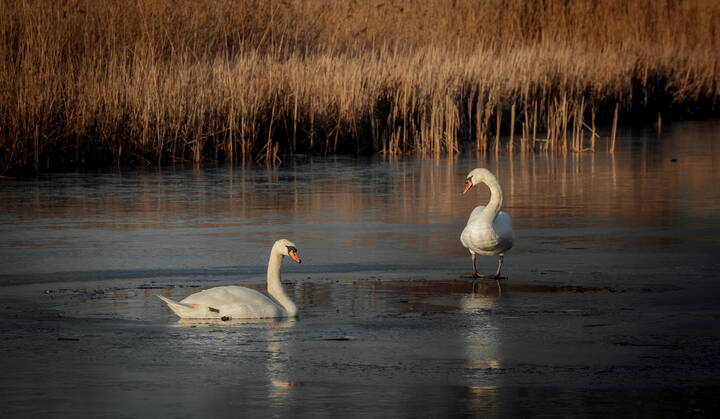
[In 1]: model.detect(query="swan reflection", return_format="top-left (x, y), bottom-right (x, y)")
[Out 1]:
top-left (169, 314), bottom-right (299, 406)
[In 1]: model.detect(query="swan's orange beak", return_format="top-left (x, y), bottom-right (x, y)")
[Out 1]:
top-left (289, 249), bottom-right (301, 264)
top-left (462, 179), bottom-right (473, 194)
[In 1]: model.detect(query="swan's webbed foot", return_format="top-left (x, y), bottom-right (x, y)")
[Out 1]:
top-left (221, 315), bottom-right (232, 321)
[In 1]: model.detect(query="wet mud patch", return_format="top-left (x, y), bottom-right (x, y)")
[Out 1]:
top-left (37, 276), bottom-right (684, 321)
top-left (343, 279), bottom-right (663, 297)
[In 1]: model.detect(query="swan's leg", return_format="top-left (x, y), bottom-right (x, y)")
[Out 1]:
top-left (468, 252), bottom-right (506, 280)
top-left (463, 253), bottom-right (483, 280)
top-left (492, 255), bottom-right (507, 279)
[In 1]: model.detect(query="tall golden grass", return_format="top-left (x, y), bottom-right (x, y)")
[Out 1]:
top-left (1, 0), bottom-right (718, 173)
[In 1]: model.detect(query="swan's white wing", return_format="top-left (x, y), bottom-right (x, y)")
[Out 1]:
top-left (180, 285), bottom-right (284, 319)
top-left (493, 211), bottom-right (514, 253)
top-left (461, 206), bottom-right (514, 255)
top-left (157, 295), bottom-right (212, 318)
top-left (181, 285), bottom-right (268, 306)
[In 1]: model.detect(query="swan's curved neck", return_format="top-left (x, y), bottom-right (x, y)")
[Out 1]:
top-left (480, 175), bottom-right (503, 220)
top-left (266, 250), bottom-right (298, 317)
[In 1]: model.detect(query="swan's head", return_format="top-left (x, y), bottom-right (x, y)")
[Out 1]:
top-left (273, 239), bottom-right (302, 263)
top-left (463, 168), bottom-right (496, 194)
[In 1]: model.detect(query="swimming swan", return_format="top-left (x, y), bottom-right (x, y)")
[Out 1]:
top-left (460, 168), bottom-right (514, 278)
top-left (158, 239), bottom-right (301, 319)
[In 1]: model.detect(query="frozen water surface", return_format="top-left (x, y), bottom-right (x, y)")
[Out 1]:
top-left (1, 120), bottom-right (720, 417)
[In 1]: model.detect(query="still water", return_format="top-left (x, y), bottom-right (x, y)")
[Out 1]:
top-left (2, 121), bottom-right (718, 283)
top-left (1, 120), bottom-right (719, 417)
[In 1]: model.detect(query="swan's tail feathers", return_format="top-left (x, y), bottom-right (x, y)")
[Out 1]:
top-left (157, 295), bottom-right (197, 318)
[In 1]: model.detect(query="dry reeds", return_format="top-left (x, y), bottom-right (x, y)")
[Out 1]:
top-left (1, 0), bottom-right (719, 174)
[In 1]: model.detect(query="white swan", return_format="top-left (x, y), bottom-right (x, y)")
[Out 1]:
top-left (157, 239), bottom-right (301, 319)
top-left (461, 168), bottom-right (515, 278)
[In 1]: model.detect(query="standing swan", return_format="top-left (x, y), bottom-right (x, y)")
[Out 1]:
top-left (157, 239), bottom-right (301, 319)
top-left (461, 168), bottom-right (514, 279)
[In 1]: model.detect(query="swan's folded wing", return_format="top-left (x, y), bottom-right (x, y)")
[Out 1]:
top-left (181, 286), bottom-right (283, 318)
top-left (157, 295), bottom-right (205, 318)
top-left (181, 286), bottom-right (268, 306)
top-left (494, 211), bottom-right (515, 251)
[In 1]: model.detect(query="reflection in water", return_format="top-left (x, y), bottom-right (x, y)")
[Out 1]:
top-left (170, 317), bottom-right (292, 328)
top-left (165, 310), bottom-right (299, 410)
top-left (265, 318), bottom-right (298, 406)
top-left (1, 119), bottom-right (719, 278)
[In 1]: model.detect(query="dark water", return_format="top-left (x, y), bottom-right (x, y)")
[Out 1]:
top-left (1, 120), bottom-right (720, 417)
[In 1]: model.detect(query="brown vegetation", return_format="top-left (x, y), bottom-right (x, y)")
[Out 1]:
top-left (1, 0), bottom-right (719, 174)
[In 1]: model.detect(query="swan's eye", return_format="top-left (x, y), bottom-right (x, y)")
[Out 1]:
top-left (466, 177), bottom-right (472, 183)
top-left (286, 246), bottom-right (297, 253)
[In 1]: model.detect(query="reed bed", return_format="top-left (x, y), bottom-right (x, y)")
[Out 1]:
top-left (1, 0), bottom-right (718, 174)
